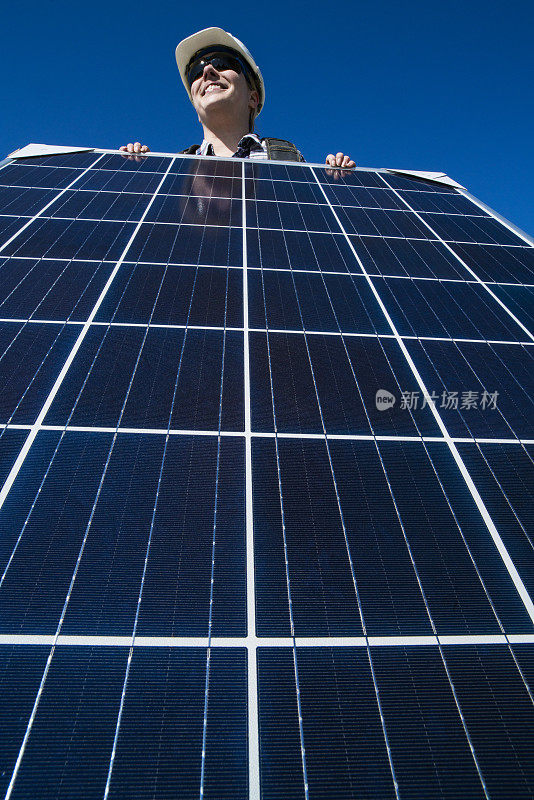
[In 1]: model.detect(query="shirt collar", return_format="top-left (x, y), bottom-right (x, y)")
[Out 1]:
top-left (198, 133), bottom-right (263, 156)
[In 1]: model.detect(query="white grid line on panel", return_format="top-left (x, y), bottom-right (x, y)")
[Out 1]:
top-left (2, 157), bottom-right (179, 800)
top-left (2, 315), bottom-right (534, 349)
top-left (1, 633), bottom-right (533, 647)
top-left (2, 421), bottom-right (534, 446)
top-left (311, 166), bottom-right (534, 625)
top-left (0, 154), bottom-right (106, 257)
top-left (4, 210), bottom-right (529, 249)
top-left (378, 175), bottom-right (534, 343)
top-left (5, 254), bottom-right (534, 287)
top-left (242, 162), bottom-right (261, 800)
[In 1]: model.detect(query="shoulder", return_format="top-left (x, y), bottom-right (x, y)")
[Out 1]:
top-left (261, 138), bottom-right (305, 162)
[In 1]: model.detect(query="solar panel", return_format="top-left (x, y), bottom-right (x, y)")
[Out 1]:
top-left (0, 146), bottom-right (533, 799)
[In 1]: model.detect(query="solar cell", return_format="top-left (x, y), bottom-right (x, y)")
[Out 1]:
top-left (0, 147), bottom-right (533, 799)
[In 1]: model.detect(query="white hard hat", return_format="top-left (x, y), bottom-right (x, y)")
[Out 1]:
top-left (175, 27), bottom-right (265, 116)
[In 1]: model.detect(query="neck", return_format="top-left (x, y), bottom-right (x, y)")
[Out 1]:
top-left (200, 117), bottom-right (252, 156)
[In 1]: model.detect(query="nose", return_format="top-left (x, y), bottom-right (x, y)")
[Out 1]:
top-left (202, 62), bottom-right (220, 80)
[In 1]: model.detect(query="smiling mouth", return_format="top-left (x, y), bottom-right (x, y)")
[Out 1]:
top-left (203, 83), bottom-right (226, 95)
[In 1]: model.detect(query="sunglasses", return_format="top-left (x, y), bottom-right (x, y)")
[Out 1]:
top-left (186, 50), bottom-right (250, 87)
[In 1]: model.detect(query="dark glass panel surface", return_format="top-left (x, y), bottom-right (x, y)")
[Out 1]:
top-left (372, 277), bottom-right (525, 340)
top-left (449, 243), bottom-right (534, 283)
top-left (338, 207), bottom-right (436, 239)
top-left (378, 439), bottom-right (507, 634)
top-left (10, 646), bottom-right (127, 800)
top-left (59, 434), bottom-right (245, 636)
top-left (60, 433), bottom-right (165, 635)
top-left (137, 436), bottom-right (246, 637)
top-left (425, 440), bottom-right (533, 632)
top-left (0, 322), bottom-right (80, 424)
top-left (96, 153), bottom-right (171, 172)
top-left (405, 339), bottom-right (534, 439)
top-left (316, 167), bottom-right (386, 188)
top-left (0, 645), bottom-right (49, 798)
top-left (108, 647), bottom-right (247, 800)
top-left (0, 258), bottom-right (113, 321)
top-left (510, 643), bottom-right (534, 696)
top-left (253, 437), bottom-right (364, 637)
top-left (328, 440), bottom-right (433, 635)
top-left (278, 439), bottom-right (362, 636)
top-left (443, 644), bottom-right (534, 799)
top-left (247, 200), bottom-right (337, 233)
top-left (0, 431), bottom-right (112, 633)
top-left (252, 439), bottom-right (292, 636)
top-left (0, 164), bottom-right (80, 190)
top-left (146, 194), bottom-right (241, 226)
top-left (246, 161), bottom-right (314, 183)
top-left (127, 222), bottom-right (243, 266)
top-left (1, 218), bottom-right (136, 261)
top-left (491, 285), bottom-right (534, 329)
top-left (328, 185), bottom-right (405, 210)
top-left (250, 332), bottom-right (439, 436)
top-left (456, 442), bottom-right (534, 598)
top-left (96, 263), bottom-right (242, 327)
top-left (49, 189), bottom-right (151, 222)
top-left (0, 216), bottom-right (31, 246)
top-left (258, 647), bottom-right (398, 800)
top-left (246, 178), bottom-right (323, 203)
top-left (0, 429), bottom-right (29, 485)
top-left (46, 327), bottom-right (244, 431)
top-left (298, 648), bottom-right (397, 799)
top-left (201, 648), bottom-right (248, 799)
top-left (351, 235), bottom-right (466, 278)
top-left (76, 167), bottom-right (166, 194)
top-left (257, 648), bottom-right (305, 799)
top-left (0, 186), bottom-right (58, 216)
top-left (382, 173), bottom-right (457, 192)
top-left (161, 171), bottom-right (242, 198)
top-left (248, 270), bottom-right (387, 334)
top-left (423, 213), bottom-right (526, 246)
top-left (247, 228), bottom-right (360, 272)
top-left (401, 190), bottom-right (489, 216)
top-left (373, 646), bottom-right (486, 799)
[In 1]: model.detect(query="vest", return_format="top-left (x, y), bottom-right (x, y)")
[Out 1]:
top-left (180, 138), bottom-right (305, 162)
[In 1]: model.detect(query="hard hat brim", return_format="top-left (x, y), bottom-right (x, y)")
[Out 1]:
top-left (175, 27), bottom-right (264, 115)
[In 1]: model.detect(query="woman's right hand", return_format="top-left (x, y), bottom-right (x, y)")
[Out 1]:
top-left (119, 142), bottom-right (150, 160)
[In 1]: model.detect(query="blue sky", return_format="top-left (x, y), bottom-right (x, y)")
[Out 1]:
top-left (2, 0), bottom-right (533, 235)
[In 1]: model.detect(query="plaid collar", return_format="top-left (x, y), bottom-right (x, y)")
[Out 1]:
top-left (197, 133), bottom-right (265, 157)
